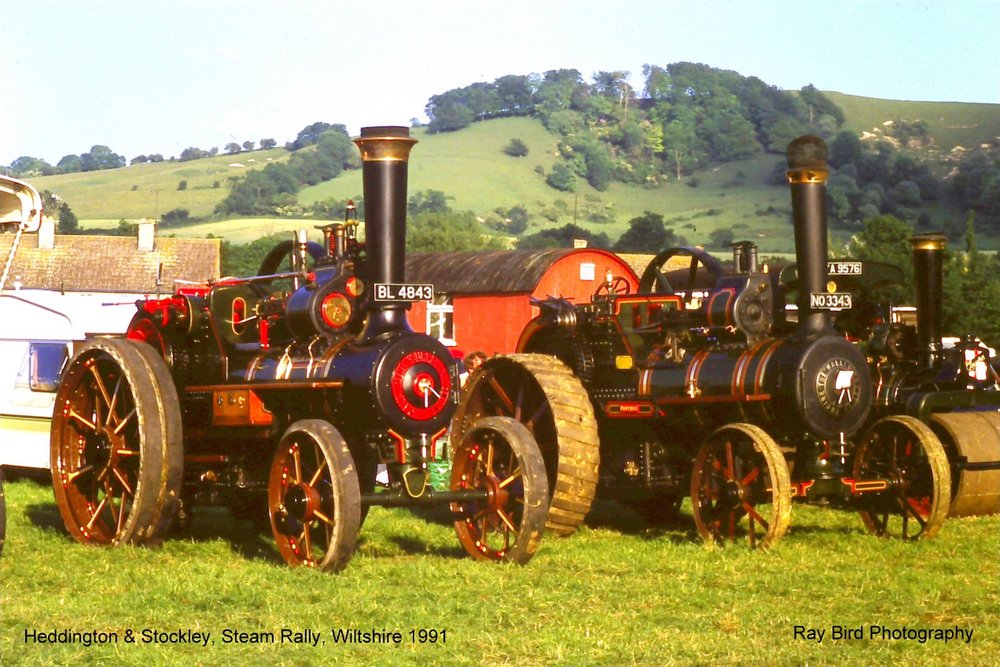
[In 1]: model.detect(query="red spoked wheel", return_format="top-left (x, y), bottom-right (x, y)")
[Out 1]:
top-left (50, 338), bottom-right (182, 546)
top-left (853, 415), bottom-right (950, 541)
top-left (451, 417), bottom-right (548, 564)
top-left (268, 419), bottom-right (361, 571)
top-left (690, 423), bottom-right (791, 549)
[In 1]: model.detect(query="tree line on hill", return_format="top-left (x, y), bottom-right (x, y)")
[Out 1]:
top-left (5, 138), bottom-right (285, 177)
top-left (422, 62), bottom-right (1000, 237)
top-left (5, 62), bottom-right (998, 245)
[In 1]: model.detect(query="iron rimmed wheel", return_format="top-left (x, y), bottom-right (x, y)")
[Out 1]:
top-left (452, 354), bottom-right (600, 536)
top-left (268, 419), bottom-right (361, 571)
top-left (853, 415), bottom-right (950, 541)
top-left (451, 417), bottom-right (548, 564)
top-left (690, 423), bottom-right (791, 549)
top-left (126, 340), bottom-right (184, 543)
top-left (50, 338), bottom-right (182, 546)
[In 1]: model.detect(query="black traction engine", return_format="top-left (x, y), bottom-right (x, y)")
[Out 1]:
top-left (454, 135), bottom-right (996, 547)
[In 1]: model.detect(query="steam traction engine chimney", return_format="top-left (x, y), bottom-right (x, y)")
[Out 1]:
top-left (911, 233), bottom-right (946, 369)
top-left (354, 126), bottom-right (417, 341)
top-left (787, 135), bottom-right (832, 338)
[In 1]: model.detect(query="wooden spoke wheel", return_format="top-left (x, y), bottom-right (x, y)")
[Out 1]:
top-left (452, 354), bottom-right (600, 536)
top-left (268, 419), bottom-right (361, 571)
top-left (853, 415), bottom-right (950, 541)
top-left (451, 417), bottom-right (549, 564)
top-left (690, 423), bottom-right (791, 549)
top-left (638, 246), bottom-right (724, 295)
top-left (50, 338), bottom-right (183, 546)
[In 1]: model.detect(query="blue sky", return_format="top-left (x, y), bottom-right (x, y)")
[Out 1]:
top-left (2, 0), bottom-right (998, 165)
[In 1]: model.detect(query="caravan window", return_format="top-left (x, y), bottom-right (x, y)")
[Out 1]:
top-left (23, 342), bottom-right (69, 392)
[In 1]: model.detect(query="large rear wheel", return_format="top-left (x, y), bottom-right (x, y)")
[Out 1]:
top-left (50, 338), bottom-right (182, 546)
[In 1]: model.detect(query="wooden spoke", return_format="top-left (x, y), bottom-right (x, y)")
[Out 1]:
top-left (486, 376), bottom-right (515, 414)
top-left (497, 467), bottom-right (523, 489)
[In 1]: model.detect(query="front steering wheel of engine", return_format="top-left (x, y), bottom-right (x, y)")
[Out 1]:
top-left (639, 246), bottom-right (724, 295)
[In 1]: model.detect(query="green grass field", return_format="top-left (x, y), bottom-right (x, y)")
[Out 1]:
top-left (2, 476), bottom-right (996, 666)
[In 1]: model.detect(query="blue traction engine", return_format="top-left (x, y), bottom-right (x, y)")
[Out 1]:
top-left (48, 127), bottom-right (548, 571)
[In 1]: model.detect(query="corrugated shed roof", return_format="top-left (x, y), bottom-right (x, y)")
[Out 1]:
top-left (405, 249), bottom-right (717, 295)
top-left (406, 249), bottom-right (583, 294)
top-left (0, 234), bottom-right (221, 293)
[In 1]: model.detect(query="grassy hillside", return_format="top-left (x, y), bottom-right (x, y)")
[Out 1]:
top-left (29, 148), bottom-right (290, 220)
top-left (21, 95), bottom-right (1000, 254)
top-left (301, 119), bottom-right (800, 252)
top-left (827, 92), bottom-right (1000, 158)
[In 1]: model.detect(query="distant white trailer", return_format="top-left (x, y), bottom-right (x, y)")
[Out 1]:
top-left (0, 289), bottom-right (141, 469)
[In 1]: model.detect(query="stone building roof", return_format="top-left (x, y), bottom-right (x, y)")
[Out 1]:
top-left (0, 233), bottom-right (221, 293)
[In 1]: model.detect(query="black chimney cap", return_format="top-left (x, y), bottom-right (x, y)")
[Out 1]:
top-left (360, 126), bottom-right (410, 138)
top-left (787, 135), bottom-right (827, 169)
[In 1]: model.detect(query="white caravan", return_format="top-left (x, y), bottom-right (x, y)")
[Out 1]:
top-left (0, 175), bottom-right (144, 469)
top-left (0, 290), bottom-right (142, 468)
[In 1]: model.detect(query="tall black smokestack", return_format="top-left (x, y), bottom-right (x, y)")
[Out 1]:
top-left (911, 233), bottom-right (947, 368)
top-left (787, 135), bottom-right (832, 338)
top-left (353, 126), bottom-right (417, 341)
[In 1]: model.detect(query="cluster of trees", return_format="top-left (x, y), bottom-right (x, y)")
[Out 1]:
top-left (7, 145), bottom-right (127, 176)
top-left (224, 139), bottom-right (277, 155)
top-left (818, 131), bottom-right (942, 230)
top-left (515, 211), bottom-right (687, 253)
top-left (4, 138), bottom-right (281, 175)
top-left (847, 214), bottom-right (1000, 346)
top-left (814, 131), bottom-right (1000, 239)
top-left (949, 143), bottom-right (1000, 227)
top-left (215, 124), bottom-right (357, 216)
top-left (424, 63), bottom-right (843, 191)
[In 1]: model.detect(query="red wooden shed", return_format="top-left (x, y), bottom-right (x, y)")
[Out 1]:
top-left (404, 248), bottom-right (640, 356)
